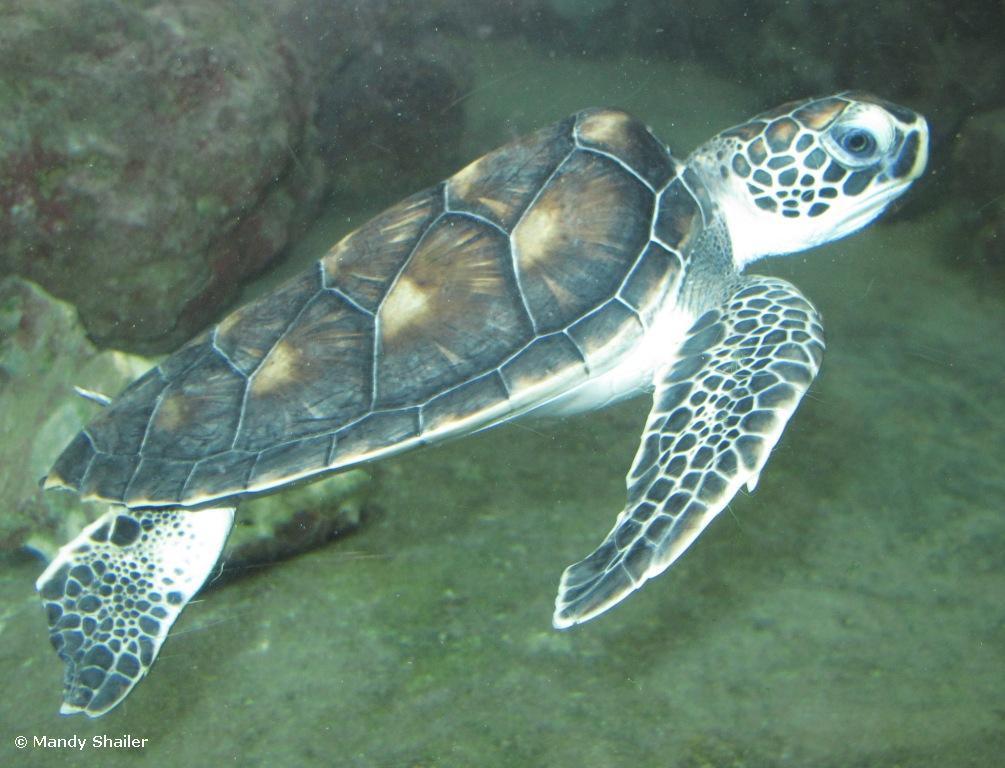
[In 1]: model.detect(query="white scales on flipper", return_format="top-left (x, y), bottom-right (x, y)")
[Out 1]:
top-left (554, 277), bottom-right (824, 627)
top-left (36, 507), bottom-right (234, 717)
top-left (35, 93), bottom-right (928, 717)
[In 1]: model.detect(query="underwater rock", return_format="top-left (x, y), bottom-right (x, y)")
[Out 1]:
top-left (0, 1), bottom-right (325, 354)
top-left (0, 276), bottom-right (374, 568)
top-left (0, 0), bottom-right (478, 355)
top-left (0, 276), bottom-right (150, 556)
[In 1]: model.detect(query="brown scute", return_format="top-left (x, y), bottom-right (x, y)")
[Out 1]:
top-left (575, 108), bottom-right (678, 190)
top-left (249, 339), bottom-right (304, 397)
top-left (121, 457), bottom-right (194, 506)
top-left (793, 97), bottom-right (849, 130)
top-left (323, 187), bottom-right (443, 312)
top-left (182, 451), bottom-right (259, 504)
top-left (654, 178), bottom-right (701, 252)
top-left (421, 372), bottom-right (512, 435)
top-left (499, 333), bottom-right (588, 394)
top-left (45, 432), bottom-right (96, 491)
top-left (619, 241), bottom-right (682, 322)
top-left (79, 454), bottom-right (138, 503)
top-left (765, 118), bottom-right (800, 153)
top-left (215, 268), bottom-right (324, 376)
top-left (513, 150), bottom-right (653, 333)
top-left (248, 434), bottom-right (332, 491)
top-left (329, 410), bottom-right (421, 467)
top-left (84, 368), bottom-right (168, 454)
top-left (154, 330), bottom-right (209, 377)
top-left (237, 291), bottom-right (373, 452)
top-left (46, 108), bottom-right (673, 508)
top-left (376, 215), bottom-right (532, 408)
top-left (144, 353), bottom-right (246, 460)
top-left (567, 299), bottom-right (644, 361)
top-left (447, 118), bottom-right (574, 231)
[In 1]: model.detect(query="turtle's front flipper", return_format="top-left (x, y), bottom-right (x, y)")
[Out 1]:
top-left (554, 277), bottom-right (824, 628)
top-left (36, 506), bottom-right (235, 717)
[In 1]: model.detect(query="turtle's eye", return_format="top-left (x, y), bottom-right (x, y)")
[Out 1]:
top-left (824, 108), bottom-right (894, 169)
top-left (839, 128), bottom-right (876, 157)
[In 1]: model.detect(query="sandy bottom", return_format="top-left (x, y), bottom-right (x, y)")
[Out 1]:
top-left (2, 39), bottom-right (1002, 768)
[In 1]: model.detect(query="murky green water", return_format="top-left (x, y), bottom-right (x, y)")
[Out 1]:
top-left (3, 30), bottom-right (1003, 768)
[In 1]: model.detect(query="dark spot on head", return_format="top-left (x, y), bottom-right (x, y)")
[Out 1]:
top-left (808, 202), bottom-right (830, 217)
top-left (767, 155), bottom-right (794, 169)
top-left (778, 168), bottom-right (798, 186)
top-left (843, 170), bottom-right (876, 196)
top-left (793, 97), bottom-right (848, 130)
top-left (752, 169), bottom-right (772, 186)
top-left (766, 118), bottom-right (799, 152)
top-left (732, 154), bottom-right (751, 177)
top-left (823, 162), bottom-right (847, 183)
top-left (722, 121), bottom-right (764, 142)
top-left (747, 137), bottom-right (767, 165)
top-left (90, 524), bottom-right (110, 543)
top-left (795, 134), bottom-right (814, 152)
top-left (804, 148), bottom-right (827, 170)
top-left (891, 131), bottom-right (920, 179)
top-left (755, 196), bottom-right (778, 212)
top-left (782, 209), bottom-right (799, 218)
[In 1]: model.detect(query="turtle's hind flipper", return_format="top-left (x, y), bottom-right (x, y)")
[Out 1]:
top-left (36, 506), bottom-right (235, 717)
top-left (554, 277), bottom-right (824, 628)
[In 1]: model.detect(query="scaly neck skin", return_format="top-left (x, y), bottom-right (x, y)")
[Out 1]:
top-left (686, 138), bottom-right (825, 270)
top-left (677, 211), bottom-right (743, 315)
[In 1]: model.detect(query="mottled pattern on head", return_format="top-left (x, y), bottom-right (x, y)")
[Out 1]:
top-left (689, 92), bottom-right (928, 267)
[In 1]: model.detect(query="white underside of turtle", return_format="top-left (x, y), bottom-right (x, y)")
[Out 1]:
top-left (36, 92), bottom-right (928, 717)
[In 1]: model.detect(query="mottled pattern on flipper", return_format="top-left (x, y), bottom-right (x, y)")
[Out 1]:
top-left (554, 277), bottom-right (824, 627)
top-left (35, 506), bottom-right (234, 717)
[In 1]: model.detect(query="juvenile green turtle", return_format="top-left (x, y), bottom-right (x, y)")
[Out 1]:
top-left (37, 93), bottom-right (928, 717)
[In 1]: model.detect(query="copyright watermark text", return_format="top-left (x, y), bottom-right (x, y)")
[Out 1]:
top-left (13, 734), bottom-right (148, 751)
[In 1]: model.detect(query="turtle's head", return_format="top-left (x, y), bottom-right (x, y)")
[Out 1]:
top-left (689, 93), bottom-right (928, 268)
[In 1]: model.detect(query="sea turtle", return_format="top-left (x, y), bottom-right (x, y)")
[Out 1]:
top-left (36, 92), bottom-right (928, 717)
